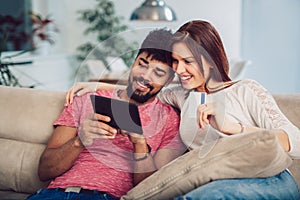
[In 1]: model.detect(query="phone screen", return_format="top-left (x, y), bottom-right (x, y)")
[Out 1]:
top-left (90, 95), bottom-right (143, 134)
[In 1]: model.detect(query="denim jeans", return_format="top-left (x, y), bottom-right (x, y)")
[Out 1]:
top-left (175, 170), bottom-right (300, 200)
top-left (26, 188), bottom-right (118, 200)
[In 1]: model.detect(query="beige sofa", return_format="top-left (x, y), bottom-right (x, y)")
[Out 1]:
top-left (0, 85), bottom-right (299, 199)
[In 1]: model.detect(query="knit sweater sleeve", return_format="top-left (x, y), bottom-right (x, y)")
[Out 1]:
top-left (158, 86), bottom-right (188, 110)
top-left (244, 80), bottom-right (300, 159)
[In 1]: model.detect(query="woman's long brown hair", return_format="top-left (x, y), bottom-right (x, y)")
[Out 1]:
top-left (171, 20), bottom-right (232, 86)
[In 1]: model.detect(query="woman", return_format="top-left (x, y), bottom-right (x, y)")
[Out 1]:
top-left (66, 20), bottom-right (300, 199)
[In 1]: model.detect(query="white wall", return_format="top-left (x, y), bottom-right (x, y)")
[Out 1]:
top-left (32, 0), bottom-right (97, 55)
top-left (242, 0), bottom-right (300, 93)
top-left (31, 0), bottom-right (242, 59)
top-left (115, 0), bottom-right (242, 59)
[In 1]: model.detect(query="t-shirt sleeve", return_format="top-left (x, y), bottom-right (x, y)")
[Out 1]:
top-left (157, 107), bottom-right (186, 153)
top-left (245, 80), bottom-right (300, 159)
top-left (53, 95), bottom-right (83, 128)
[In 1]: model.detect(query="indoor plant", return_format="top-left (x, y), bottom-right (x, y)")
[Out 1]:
top-left (76, 0), bottom-right (137, 70)
top-left (29, 11), bottom-right (59, 54)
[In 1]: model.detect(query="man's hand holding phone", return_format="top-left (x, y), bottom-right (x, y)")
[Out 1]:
top-left (77, 95), bottom-right (145, 148)
top-left (79, 113), bottom-right (118, 147)
top-left (79, 112), bottom-right (146, 148)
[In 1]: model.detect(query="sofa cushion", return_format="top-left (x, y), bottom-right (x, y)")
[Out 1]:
top-left (273, 94), bottom-right (300, 188)
top-left (0, 86), bottom-right (65, 144)
top-left (0, 190), bottom-right (30, 200)
top-left (121, 130), bottom-right (292, 200)
top-left (0, 139), bottom-right (50, 193)
top-left (273, 94), bottom-right (300, 128)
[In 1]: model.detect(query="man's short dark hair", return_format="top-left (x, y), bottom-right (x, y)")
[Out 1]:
top-left (136, 29), bottom-right (174, 79)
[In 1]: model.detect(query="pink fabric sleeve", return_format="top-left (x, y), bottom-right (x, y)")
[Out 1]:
top-left (156, 106), bottom-right (186, 153)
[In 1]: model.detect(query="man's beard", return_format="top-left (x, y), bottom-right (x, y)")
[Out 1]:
top-left (126, 77), bottom-right (161, 104)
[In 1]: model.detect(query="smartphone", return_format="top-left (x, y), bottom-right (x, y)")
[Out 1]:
top-left (90, 95), bottom-right (143, 134)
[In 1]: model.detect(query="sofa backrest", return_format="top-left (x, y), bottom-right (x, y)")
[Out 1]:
top-left (0, 86), bottom-right (65, 194)
top-left (0, 86), bottom-right (66, 144)
top-left (273, 94), bottom-right (300, 128)
top-left (273, 94), bottom-right (300, 188)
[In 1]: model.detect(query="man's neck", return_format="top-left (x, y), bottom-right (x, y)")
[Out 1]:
top-left (117, 89), bottom-right (155, 106)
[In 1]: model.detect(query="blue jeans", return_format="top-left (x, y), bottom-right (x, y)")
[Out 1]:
top-left (26, 188), bottom-right (118, 200)
top-left (175, 170), bottom-right (300, 200)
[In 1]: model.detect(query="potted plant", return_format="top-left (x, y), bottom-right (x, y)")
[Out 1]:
top-left (0, 14), bottom-right (33, 87)
top-left (76, 0), bottom-right (137, 71)
top-left (0, 14), bottom-right (32, 51)
top-left (29, 11), bottom-right (59, 55)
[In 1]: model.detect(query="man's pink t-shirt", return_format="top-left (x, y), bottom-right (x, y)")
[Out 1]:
top-left (47, 90), bottom-right (185, 198)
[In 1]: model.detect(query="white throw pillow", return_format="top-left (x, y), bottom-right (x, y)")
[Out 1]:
top-left (121, 130), bottom-right (292, 200)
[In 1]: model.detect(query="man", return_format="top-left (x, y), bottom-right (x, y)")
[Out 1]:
top-left (27, 29), bottom-right (185, 200)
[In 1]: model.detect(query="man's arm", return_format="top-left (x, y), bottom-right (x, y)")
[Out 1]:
top-left (38, 113), bottom-right (118, 181)
top-left (38, 126), bottom-right (84, 181)
top-left (130, 136), bottom-right (183, 186)
top-left (131, 102), bottom-right (185, 185)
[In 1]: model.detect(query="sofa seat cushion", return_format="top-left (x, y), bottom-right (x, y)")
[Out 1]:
top-left (0, 190), bottom-right (30, 200)
top-left (0, 139), bottom-right (50, 193)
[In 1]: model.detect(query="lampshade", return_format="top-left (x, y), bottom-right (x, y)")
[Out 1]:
top-left (130, 0), bottom-right (177, 21)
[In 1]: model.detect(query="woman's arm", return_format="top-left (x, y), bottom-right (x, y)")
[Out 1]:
top-left (197, 80), bottom-right (299, 158)
top-left (243, 80), bottom-right (299, 158)
top-left (65, 82), bottom-right (186, 110)
top-left (157, 86), bottom-right (187, 110)
top-left (65, 82), bottom-right (125, 105)
top-left (221, 122), bottom-right (290, 152)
